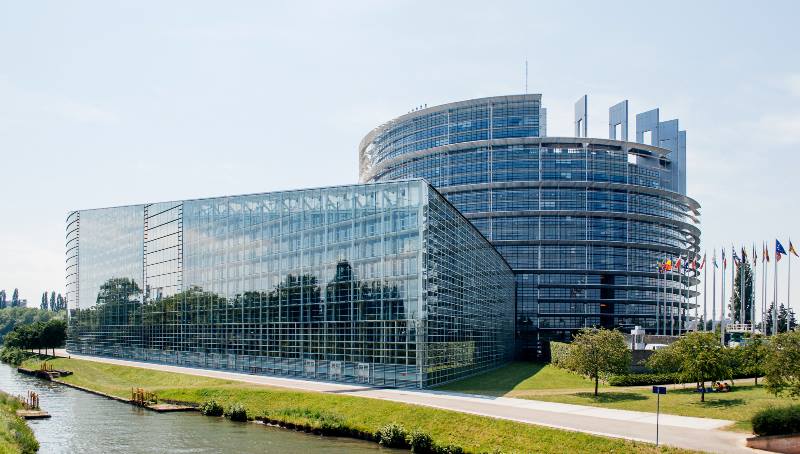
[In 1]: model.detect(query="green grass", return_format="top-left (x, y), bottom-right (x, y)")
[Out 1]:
top-left (437, 362), bottom-right (597, 396)
top-left (530, 383), bottom-right (786, 432)
top-left (21, 357), bottom-right (694, 454)
top-left (0, 391), bottom-right (38, 454)
top-left (439, 362), bottom-right (793, 433)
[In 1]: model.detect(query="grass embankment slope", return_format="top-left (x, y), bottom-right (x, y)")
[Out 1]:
top-left (437, 362), bottom-right (784, 432)
top-left (0, 391), bottom-right (38, 454)
top-left (23, 357), bottom-right (692, 454)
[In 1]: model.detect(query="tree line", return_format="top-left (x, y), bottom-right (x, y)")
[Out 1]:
top-left (554, 327), bottom-right (800, 403)
top-left (3, 318), bottom-right (67, 357)
top-left (0, 289), bottom-right (25, 308)
top-left (39, 291), bottom-right (66, 312)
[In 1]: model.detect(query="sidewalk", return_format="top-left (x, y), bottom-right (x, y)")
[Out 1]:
top-left (52, 350), bottom-right (756, 453)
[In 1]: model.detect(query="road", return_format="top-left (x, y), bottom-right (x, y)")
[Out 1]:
top-left (52, 350), bottom-right (757, 453)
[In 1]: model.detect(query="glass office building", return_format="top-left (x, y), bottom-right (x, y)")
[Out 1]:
top-left (360, 95), bottom-right (701, 358)
top-left (65, 179), bottom-right (515, 388)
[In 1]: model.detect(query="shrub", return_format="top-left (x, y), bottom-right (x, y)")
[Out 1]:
top-left (225, 403), bottom-right (248, 422)
top-left (407, 428), bottom-right (434, 453)
top-left (199, 399), bottom-right (224, 416)
top-left (376, 422), bottom-right (408, 448)
top-left (0, 346), bottom-right (34, 366)
top-left (549, 341), bottom-right (572, 368)
top-left (435, 444), bottom-right (465, 454)
top-left (268, 407), bottom-right (346, 433)
top-left (751, 405), bottom-right (800, 436)
top-left (645, 346), bottom-right (681, 374)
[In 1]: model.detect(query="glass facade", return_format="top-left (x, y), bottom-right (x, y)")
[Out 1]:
top-left (65, 180), bottom-right (514, 388)
top-left (360, 96), bottom-right (701, 358)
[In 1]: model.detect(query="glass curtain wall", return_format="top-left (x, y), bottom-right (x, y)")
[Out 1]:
top-left (67, 180), bottom-right (514, 388)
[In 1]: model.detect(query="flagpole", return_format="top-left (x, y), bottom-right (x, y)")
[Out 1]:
top-left (731, 247), bottom-right (736, 329)
top-left (774, 240), bottom-right (779, 335)
top-left (703, 251), bottom-right (708, 331)
top-left (763, 242), bottom-right (768, 334)
top-left (712, 250), bottom-right (717, 332)
top-left (752, 245), bottom-right (756, 333)
top-left (664, 260), bottom-right (668, 336)
top-left (740, 248), bottom-right (745, 328)
top-left (694, 260), bottom-right (699, 331)
top-left (656, 258), bottom-right (661, 336)
top-left (789, 238), bottom-right (792, 328)
top-left (721, 249), bottom-right (726, 345)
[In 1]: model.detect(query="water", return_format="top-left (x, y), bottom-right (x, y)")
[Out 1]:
top-left (0, 363), bottom-right (396, 454)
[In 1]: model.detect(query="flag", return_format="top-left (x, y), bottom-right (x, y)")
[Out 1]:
top-left (777, 240), bottom-right (788, 262)
top-left (742, 246), bottom-right (747, 264)
top-left (765, 242), bottom-right (770, 263)
top-left (674, 257), bottom-right (682, 271)
top-left (790, 241), bottom-right (799, 258)
top-left (691, 258), bottom-right (696, 270)
top-left (722, 249), bottom-right (727, 269)
top-left (753, 244), bottom-right (757, 265)
top-left (732, 248), bottom-right (740, 266)
top-left (713, 254), bottom-right (718, 268)
top-left (700, 253), bottom-right (706, 270)
top-left (665, 259), bottom-right (673, 271)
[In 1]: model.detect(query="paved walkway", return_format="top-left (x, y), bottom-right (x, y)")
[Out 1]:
top-left (52, 350), bottom-right (756, 453)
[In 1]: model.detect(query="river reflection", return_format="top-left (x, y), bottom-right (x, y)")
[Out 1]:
top-left (0, 363), bottom-right (396, 453)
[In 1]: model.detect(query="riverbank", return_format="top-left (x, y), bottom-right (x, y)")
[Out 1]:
top-left (20, 357), bottom-right (692, 453)
top-left (0, 390), bottom-right (38, 454)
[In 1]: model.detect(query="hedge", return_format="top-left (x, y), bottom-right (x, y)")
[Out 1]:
top-left (609, 370), bottom-right (763, 387)
top-left (607, 373), bottom-right (681, 386)
top-left (549, 341), bottom-right (572, 368)
top-left (752, 405), bottom-right (800, 436)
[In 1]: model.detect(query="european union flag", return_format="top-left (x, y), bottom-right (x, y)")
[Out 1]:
top-left (777, 240), bottom-right (788, 261)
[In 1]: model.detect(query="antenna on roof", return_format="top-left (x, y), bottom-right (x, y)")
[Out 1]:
top-left (524, 59), bottom-right (528, 94)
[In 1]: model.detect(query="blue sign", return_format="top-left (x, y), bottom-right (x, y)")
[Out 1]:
top-left (652, 386), bottom-right (667, 395)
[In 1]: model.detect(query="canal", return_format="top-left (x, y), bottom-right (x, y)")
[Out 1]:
top-left (0, 363), bottom-right (396, 453)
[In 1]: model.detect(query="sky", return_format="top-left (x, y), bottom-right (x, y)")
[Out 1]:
top-left (1, 1), bottom-right (799, 314)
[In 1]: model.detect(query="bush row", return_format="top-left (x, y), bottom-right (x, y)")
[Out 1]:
top-left (608, 369), bottom-right (763, 387)
top-left (0, 347), bottom-right (38, 366)
top-left (198, 400), bottom-right (469, 453)
top-left (752, 405), bottom-right (800, 436)
top-left (607, 373), bottom-right (682, 386)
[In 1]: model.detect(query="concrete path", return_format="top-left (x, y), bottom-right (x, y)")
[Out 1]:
top-left (52, 350), bottom-right (757, 453)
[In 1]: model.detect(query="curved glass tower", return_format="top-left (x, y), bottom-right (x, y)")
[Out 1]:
top-left (359, 94), bottom-right (701, 357)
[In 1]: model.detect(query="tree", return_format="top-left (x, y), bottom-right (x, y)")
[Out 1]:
top-left (40, 318), bottom-right (67, 356)
top-left (41, 293), bottom-right (48, 311)
top-left (670, 332), bottom-right (731, 402)
top-left (765, 302), bottom-right (798, 335)
top-left (11, 289), bottom-right (19, 307)
top-left (764, 331), bottom-right (800, 398)
top-left (49, 292), bottom-right (56, 312)
top-left (565, 328), bottom-right (631, 396)
top-left (730, 261), bottom-right (755, 324)
top-left (646, 344), bottom-right (681, 373)
top-left (56, 294), bottom-right (65, 311)
top-left (739, 335), bottom-right (768, 385)
top-left (0, 290), bottom-right (6, 309)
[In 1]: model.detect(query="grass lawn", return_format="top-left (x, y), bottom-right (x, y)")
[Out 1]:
top-left (19, 357), bottom-right (694, 454)
top-left (0, 390), bottom-right (38, 454)
top-left (437, 362), bottom-right (598, 396)
top-left (439, 362), bottom-right (789, 433)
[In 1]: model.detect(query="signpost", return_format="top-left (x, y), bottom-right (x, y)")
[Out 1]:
top-left (652, 386), bottom-right (667, 445)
